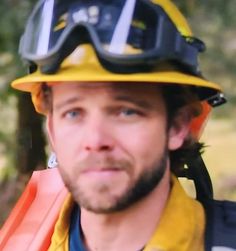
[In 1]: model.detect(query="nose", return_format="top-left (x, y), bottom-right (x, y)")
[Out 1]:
top-left (82, 115), bottom-right (115, 152)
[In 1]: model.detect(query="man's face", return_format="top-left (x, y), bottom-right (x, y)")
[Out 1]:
top-left (47, 82), bottom-right (188, 213)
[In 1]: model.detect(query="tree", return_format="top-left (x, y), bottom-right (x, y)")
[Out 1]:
top-left (0, 0), bottom-right (46, 175)
top-left (175, 0), bottom-right (236, 112)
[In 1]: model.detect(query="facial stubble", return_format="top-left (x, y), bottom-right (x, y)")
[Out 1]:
top-left (61, 145), bottom-right (169, 214)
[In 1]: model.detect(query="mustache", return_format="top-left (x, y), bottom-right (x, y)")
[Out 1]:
top-left (74, 155), bottom-right (132, 173)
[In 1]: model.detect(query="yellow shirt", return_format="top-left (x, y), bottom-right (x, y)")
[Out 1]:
top-left (48, 177), bottom-right (205, 251)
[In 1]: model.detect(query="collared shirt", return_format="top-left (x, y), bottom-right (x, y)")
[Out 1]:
top-left (69, 204), bottom-right (87, 251)
top-left (48, 176), bottom-right (205, 251)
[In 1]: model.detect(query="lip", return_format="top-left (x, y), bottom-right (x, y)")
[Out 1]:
top-left (82, 167), bottom-right (123, 173)
top-left (81, 167), bottom-right (125, 177)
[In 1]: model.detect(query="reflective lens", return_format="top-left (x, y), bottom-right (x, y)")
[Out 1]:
top-left (22, 0), bottom-right (160, 56)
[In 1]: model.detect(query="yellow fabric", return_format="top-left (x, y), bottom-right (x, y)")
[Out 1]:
top-left (143, 177), bottom-right (205, 251)
top-left (48, 195), bottom-right (74, 251)
top-left (48, 176), bottom-right (205, 251)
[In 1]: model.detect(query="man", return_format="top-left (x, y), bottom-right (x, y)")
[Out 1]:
top-left (0, 0), bottom-right (230, 250)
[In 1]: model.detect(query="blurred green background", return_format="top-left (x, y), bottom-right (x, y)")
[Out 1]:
top-left (0, 0), bottom-right (236, 226)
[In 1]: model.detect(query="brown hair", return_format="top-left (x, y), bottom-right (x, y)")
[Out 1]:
top-left (162, 84), bottom-right (204, 175)
top-left (41, 83), bottom-right (53, 113)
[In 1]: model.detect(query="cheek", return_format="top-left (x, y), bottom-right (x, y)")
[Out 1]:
top-left (118, 123), bottom-right (167, 167)
top-left (53, 124), bottom-right (82, 166)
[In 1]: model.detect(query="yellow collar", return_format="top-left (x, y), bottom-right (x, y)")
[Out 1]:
top-left (49, 176), bottom-right (205, 251)
top-left (144, 176), bottom-right (205, 251)
top-left (48, 194), bottom-right (73, 250)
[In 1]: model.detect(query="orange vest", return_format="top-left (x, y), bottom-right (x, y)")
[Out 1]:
top-left (0, 168), bottom-right (68, 251)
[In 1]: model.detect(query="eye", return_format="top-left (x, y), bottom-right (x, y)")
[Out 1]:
top-left (121, 108), bottom-right (137, 116)
top-left (119, 107), bottom-right (142, 117)
top-left (63, 109), bottom-right (81, 119)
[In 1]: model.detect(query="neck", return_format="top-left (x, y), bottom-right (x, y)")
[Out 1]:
top-left (80, 168), bottom-right (171, 251)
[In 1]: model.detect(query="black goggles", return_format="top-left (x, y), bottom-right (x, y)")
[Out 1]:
top-left (20, 0), bottom-right (206, 74)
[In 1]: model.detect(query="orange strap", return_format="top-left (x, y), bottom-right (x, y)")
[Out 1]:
top-left (0, 168), bottom-right (68, 251)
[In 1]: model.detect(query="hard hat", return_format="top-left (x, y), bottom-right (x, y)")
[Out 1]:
top-left (12, 0), bottom-right (226, 138)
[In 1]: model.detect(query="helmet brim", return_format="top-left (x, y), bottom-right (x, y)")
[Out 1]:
top-left (12, 64), bottom-right (221, 95)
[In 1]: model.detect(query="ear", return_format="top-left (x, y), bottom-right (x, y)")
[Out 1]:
top-left (168, 108), bottom-right (192, 151)
top-left (46, 114), bottom-right (56, 151)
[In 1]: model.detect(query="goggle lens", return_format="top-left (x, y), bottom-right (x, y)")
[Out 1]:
top-left (20, 0), bottom-right (204, 75)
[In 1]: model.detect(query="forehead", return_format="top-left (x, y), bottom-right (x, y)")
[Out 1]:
top-left (50, 81), bottom-right (163, 99)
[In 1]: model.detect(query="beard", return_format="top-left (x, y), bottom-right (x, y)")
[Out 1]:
top-left (61, 147), bottom-right (169, 214)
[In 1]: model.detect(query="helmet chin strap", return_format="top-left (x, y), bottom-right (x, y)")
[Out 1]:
top-left (178, 147), bottom-right (214, 201)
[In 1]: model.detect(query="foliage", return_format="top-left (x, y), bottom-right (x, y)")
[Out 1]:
top-left (174, 0), bottom-right (236, 112)
top-left (0, 0), bottom-right (35, 84)
top-left (0, 0), bottom-right (39, 177)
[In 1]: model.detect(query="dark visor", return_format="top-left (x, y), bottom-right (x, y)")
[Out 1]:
top-left (20, 0), bottom-right (205, 74)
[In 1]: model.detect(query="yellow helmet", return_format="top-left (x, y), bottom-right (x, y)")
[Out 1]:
top-left (12, 0), bottom-right (225, 138)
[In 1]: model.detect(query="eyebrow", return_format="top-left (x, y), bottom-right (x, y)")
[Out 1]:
top-left (113, 95), bottom-right (154, 110)
top-left (54, 96), bottom-right (83, 111)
